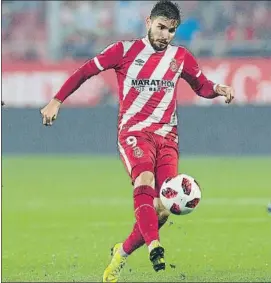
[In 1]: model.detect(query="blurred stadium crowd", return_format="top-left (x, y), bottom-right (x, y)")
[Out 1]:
top-left (2, 0), bottom-right (271, 61)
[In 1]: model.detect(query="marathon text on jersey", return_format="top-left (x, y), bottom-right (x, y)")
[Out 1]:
top-left (131, 79), bottom-right (175, 92)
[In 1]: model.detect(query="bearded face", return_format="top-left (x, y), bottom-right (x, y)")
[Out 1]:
top-left (146, 16), bottom-right (178, 51)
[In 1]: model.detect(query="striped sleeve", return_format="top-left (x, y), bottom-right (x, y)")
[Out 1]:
top-left (181, 49), bottom-right (218, 99)
top-left (93, 42), bottom-right (124, 71)
top-left (54, 42), bottom-right (124, 102)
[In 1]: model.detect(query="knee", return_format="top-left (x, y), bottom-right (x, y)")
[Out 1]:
top-left (133, 171), bottom-right (156, 199)
top-left (134, 171), bottom-right (155, 188)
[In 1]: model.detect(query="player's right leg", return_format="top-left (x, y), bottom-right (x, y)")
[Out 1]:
top-left (102, 132), bottom-right (164, 282)
top-left (118, 132), bottom-right (165, 271)
top-left (132, 171), bottom-right (165, 272)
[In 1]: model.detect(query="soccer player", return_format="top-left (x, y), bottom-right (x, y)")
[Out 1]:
top-left (40, 0), bottom-right (234, 281)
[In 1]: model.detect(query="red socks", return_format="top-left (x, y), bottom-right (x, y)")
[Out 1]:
top-left (133, 185), bottom-right (159, 246)
top-left (122, 222), bottom-right (145, 254)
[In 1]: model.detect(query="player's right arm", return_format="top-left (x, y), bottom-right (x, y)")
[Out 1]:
top-left (40, 42), bottom-right (124, 126)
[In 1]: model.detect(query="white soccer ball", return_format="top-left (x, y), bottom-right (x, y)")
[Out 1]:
top-left (160, 174), bottom-right (202, 215)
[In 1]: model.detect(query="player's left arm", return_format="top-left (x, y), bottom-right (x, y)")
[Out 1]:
top-left (181, 50), bottom-right (234, 104)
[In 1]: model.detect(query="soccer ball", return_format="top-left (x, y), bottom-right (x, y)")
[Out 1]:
top-left (160, 174), bottom-right (202, 215)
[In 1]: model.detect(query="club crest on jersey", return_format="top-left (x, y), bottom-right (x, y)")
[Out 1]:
top-left (169, 58), bottom-right (179, 72)
top-left (133, 146), bottom-right (144, 158)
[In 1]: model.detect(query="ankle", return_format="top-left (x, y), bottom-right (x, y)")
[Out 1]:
top-left (148, 240), bottom-right (160, 253)
top-left (118, 244), bottom-right (129, 257)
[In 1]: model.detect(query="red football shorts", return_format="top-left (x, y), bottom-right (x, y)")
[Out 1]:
top-left (118, 131), bottom-right (179, 196)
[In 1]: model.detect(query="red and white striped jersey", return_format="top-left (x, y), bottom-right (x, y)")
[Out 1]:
top-left (55, 37), bottom-right (218, 141)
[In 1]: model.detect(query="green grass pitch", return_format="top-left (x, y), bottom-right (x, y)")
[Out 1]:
top-left (2, 156), bottom-right (271, 282)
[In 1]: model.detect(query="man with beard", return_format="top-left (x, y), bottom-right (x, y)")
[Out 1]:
top-left (40, 1), bottom-right (234, 281)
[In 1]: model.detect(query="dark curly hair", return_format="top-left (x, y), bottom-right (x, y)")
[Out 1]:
top-left (150, 0), bottom-right (181, 26)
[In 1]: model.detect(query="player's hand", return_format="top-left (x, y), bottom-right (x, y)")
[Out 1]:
top-left (215, 84), bottom-right (234, 104)
top-left (40, 98), bottom-right (61, 126)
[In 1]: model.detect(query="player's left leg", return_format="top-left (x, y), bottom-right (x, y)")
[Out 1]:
top-left (155, 136), bottom-right (179, 222)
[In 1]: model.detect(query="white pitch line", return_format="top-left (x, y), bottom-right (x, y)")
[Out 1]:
top-left (63, 197), bottom-right (270, 206)
top-left (202, 198), bottom-right (270, 206)
top-left (22, 197), bottom-right (270, 210)
top-left (29, 217), bottom-right (270, 230)
top-left (87, 218), bottom-right (269, 226)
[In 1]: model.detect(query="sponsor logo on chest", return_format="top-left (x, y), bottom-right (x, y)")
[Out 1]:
top-left (131, 79), bottom-right (175, 92)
